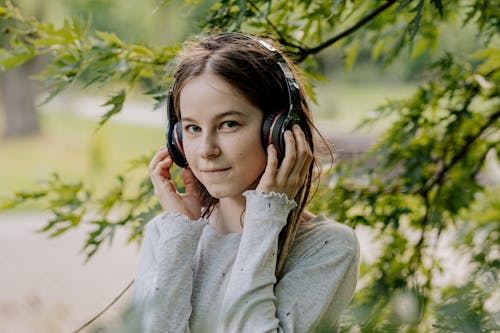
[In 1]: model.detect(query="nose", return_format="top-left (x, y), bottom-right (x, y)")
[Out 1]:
top-left (199, 131), bottom-right (221, 160)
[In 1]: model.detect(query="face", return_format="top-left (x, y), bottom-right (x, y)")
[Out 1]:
top-left (179, 72), bottom-right (268, 200)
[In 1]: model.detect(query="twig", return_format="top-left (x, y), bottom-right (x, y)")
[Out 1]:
top-left (246, 0), bottom-right (308, 54)
top-left (296, 0), bottom-right (399, 61)
top-left (419, 109), bottom-right (500, 195)
top-left (73, 279), bottom-right (135, 333)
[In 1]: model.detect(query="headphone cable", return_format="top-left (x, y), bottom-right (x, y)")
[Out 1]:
top-left (73, 278), bottom-right (135, 333)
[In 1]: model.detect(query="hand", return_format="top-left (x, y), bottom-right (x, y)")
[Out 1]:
top-left (149, 147), bottom-right (202, 220)
top-left (256, 124), bottom-right (313, 200)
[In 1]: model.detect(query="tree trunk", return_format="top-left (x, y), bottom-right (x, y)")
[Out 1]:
top-left (0, 57), bottom-right (41, 139)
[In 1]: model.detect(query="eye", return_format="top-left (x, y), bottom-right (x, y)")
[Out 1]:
top-left (184, 124), bottom-right (201, 133)
top-left (220, 121), bottom-right (239, 130)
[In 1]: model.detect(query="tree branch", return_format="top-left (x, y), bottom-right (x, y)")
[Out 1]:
top-left (246, 0), bottom-right (309, 55)
top-left (419, 108), bottom-right (500, 195)
top-left (296, 0), bottom-right (399, 61)
top-left (247, 0), bottom-right (398, 62)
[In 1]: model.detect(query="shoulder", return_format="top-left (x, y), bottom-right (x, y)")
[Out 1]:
top-left (299, 214), bottom-right (358, 252)
top-left (283, 215), bottom-right (360, 272)
top-left (142, 213), bottom-right (168, 237)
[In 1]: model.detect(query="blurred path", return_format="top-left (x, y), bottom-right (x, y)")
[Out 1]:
top-left (0, 212), bottom-right (138, 333)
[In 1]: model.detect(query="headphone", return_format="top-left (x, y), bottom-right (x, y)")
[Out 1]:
top-left (166, 33), bottom-right (302, 168)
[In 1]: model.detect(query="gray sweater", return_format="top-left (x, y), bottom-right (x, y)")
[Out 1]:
top-left (131, 190), bottom-right (359, 333)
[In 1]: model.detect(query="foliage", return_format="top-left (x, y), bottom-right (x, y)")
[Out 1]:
top-left (325, 53), bottom-right (499, 332)
top-left (1, 0), bottom-right (499, 332)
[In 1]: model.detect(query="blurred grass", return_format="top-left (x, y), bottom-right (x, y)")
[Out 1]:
top-left (0, 111), bottom-right (164, 206)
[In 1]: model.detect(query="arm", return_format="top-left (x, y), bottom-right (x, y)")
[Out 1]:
top-left (130, 147), bottom-right (205, 332)
top-left (132, 212), bottom-right (207, 333)
top-left (275, 221), bottom-right (359, 332)
top-left (216, 191), bottom-right (359, 333)
top-left (215, 190), bottom-right (294, 332)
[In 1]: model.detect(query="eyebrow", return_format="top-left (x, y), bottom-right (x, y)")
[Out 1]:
top-left (181, 110), bottom-right (248, 123)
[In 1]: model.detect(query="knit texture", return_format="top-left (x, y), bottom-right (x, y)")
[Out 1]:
top-left (132, 190), bottom-right (359, 333)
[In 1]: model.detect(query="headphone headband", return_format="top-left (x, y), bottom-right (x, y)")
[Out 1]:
top-left (166, 33), bottom-right (302, 167)
top-left (218, 33), bottom-right (302, 124)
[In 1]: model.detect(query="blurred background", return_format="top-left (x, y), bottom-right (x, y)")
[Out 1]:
top-left (0, 0), bottom-right (498, 332)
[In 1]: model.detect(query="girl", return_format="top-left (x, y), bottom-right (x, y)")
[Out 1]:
top-left (132, 32), bottom-right (359, 333)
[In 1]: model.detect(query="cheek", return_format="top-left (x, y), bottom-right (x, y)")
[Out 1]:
top-left (237, 142), bottom-right (267, 173)
top-left (182, 138), bottom-right (198, 163)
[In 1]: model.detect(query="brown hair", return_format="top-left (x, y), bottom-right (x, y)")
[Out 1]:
top-left (171, 32), bottom-right (331, 275)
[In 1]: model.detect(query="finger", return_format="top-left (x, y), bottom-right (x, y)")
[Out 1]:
top-left (159, 178), bottom-right (177, 193)
top-left (148, 147), bottom-right (170, 173)
top-left (276, 129), bottom-right (296, 180)
top-left (298, 142), bottom-right (314, 178)
top-left (154, 178), bottom-right (183, 213)
top-left (291, 125), bottom-right (313, 176)
top-left (151, 155), bottom-right (174, 185)
top-left (258, 144), bottom-right (279, 191)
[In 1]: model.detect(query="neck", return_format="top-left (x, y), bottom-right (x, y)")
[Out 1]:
top-left (210, 195), bottom-right (246, 234)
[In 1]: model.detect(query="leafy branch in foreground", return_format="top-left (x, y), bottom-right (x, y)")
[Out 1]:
top-left (1, 1), bottom-right (499, 332)
top-left (202, 0), bottom-right (464, 65)
top-left (0, 157), bottom-right (186, 260)
top-left (320, 53), bottom-right (499, 332)
top-left (0, 0), bottom-right (179, 125)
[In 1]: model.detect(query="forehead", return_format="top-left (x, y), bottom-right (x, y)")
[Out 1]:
top-left (179, 73), bottom-right (262, 120)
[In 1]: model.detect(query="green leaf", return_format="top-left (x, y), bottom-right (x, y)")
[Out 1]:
top-left (95, 31), bottom-right (124, 47)
top-left (236, 0), bottom-right (246, 29)
top-left (430, 0), bottom-right (444, 18)
top-left (97, 89), bottom-right (127, 129)
top-left (411, 38), bottom-right (428, 59)
top-left (410, 0), bottom-right (424, 41)
top-left (0, 45), bottom-right (35, 71)
top-left (0, 6), bottom-right (9, 18)
top-left (344, 39), bottom-right (360, 71)
top-left (371, 38), bottom-right (385, 62)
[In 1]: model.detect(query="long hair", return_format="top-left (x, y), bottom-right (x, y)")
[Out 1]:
top-left (170, 32), bottom-right (331, 275)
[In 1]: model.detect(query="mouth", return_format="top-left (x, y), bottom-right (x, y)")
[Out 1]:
top-left (200, 167), bottom-right (231, 177)
top-left (201, 167), bottom-right (231, 173)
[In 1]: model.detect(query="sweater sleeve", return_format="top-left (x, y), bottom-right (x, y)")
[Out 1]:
top-left (216, 190), bottom-right (295, 332)
top-left (275, 221), bottom-right (360, 332)
top-left (131, 212), bottom-right (207, 333)
top-left (216, 190), bottom-right (359, 333)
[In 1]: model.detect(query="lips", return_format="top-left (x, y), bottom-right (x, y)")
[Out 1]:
top-left (200, 167), bottom-right (231, 178)
top-left (200, 167), bottom-right (231, 172)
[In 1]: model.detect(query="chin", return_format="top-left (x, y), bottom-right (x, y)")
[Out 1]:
top-left (206, 189), bottom-right (236, 199)
top-left (201, 177), bottom-right (261, 200)
top-left (204, 185), bottom-right (246, 200)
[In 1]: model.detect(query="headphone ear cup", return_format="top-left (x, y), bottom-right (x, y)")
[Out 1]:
top-left (166, 122), bottom-right (188, 168)
top-left (262, 110), bottom-right (288, 161)
top-left (166, 91), bottom-right (188, 167)
top-left (261, 113), bottom-right (275, 149)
